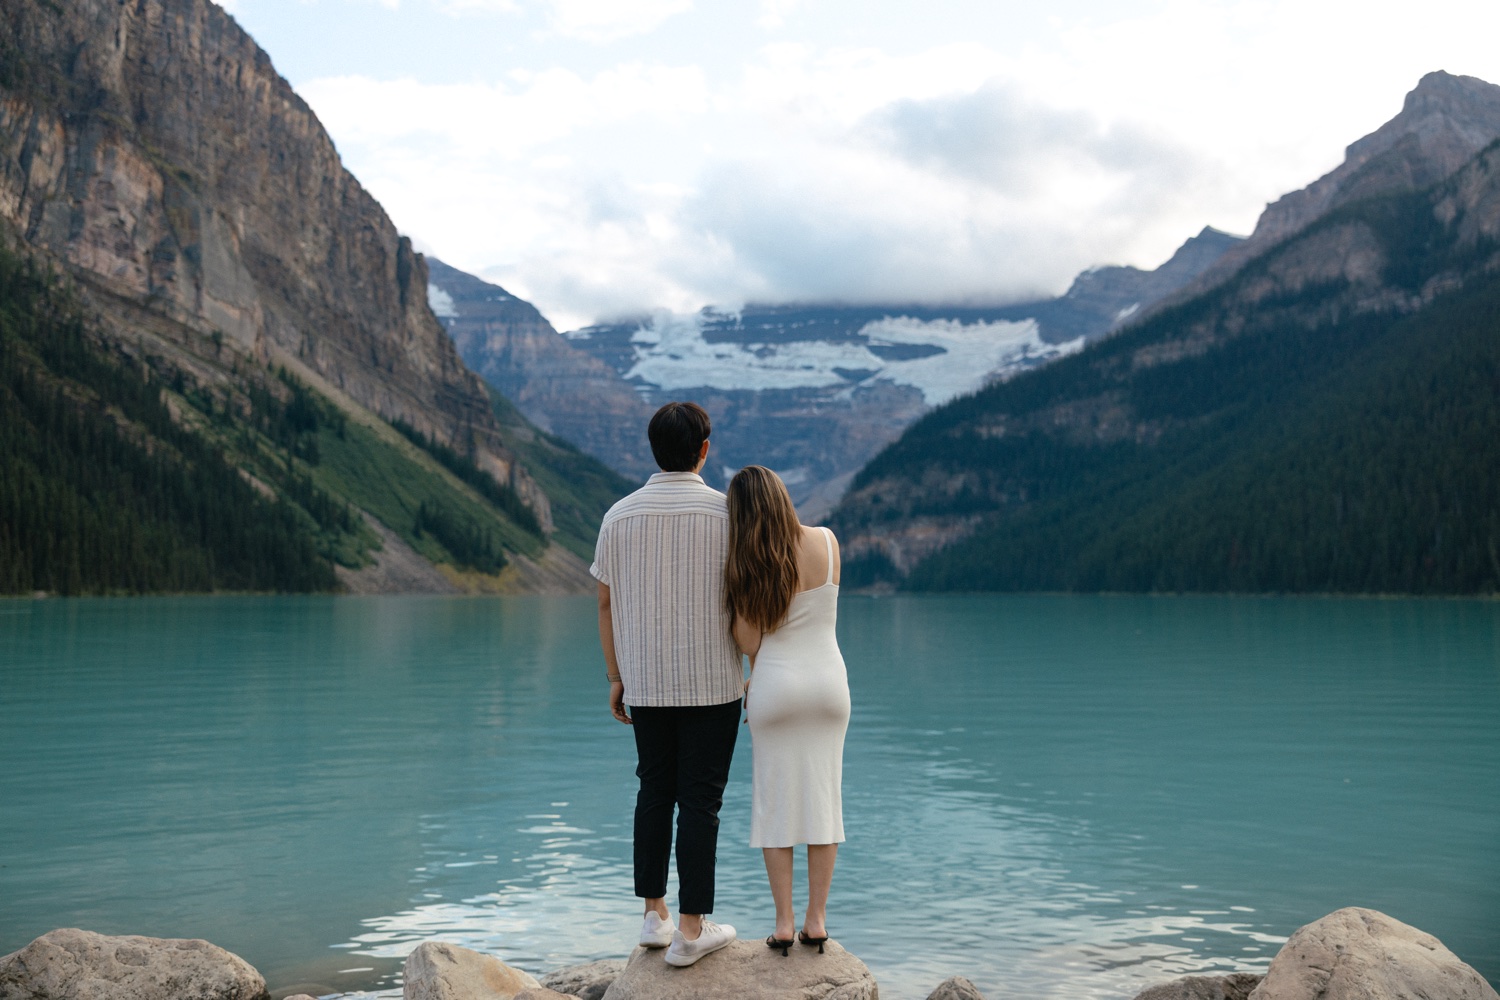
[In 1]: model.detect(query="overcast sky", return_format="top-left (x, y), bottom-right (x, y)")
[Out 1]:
top-left (226, 0), bottom-right (1500, 330)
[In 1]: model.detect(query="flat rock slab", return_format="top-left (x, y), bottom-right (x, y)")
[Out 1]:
top-left (1133, 973), bottom-right (1262, 1000)
top-left (403, 942), bottom-right (539, 1000)
top-left (601, 940), bottom-right (877, 1000)
top-left (537, 960), bottom-right (625, 1000)
top-left (1251, 907), bottom-right (1498, 1000)
top-left (0, 928), bottom-right (269, 1000)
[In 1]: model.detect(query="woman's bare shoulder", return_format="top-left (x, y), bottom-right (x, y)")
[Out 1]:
top-left (800, 523), bottom-right (839, 545)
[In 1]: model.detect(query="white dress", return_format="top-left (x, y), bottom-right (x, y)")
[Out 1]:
top-left (748, 527), bottom-right (851, 848)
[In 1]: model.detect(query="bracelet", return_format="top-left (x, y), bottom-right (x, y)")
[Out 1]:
top-left (607, 674), bottom-right (622, 683)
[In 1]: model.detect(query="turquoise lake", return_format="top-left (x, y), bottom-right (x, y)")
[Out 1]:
top-left (1, 594), bottom-right (1496, 999)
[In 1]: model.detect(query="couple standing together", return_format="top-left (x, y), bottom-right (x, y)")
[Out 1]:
top-left (591, 402), bottom-right (851, 968)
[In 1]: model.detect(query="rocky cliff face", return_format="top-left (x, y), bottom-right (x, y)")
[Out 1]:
top-left (0, 0), bottom-right (548, 526)
top-left (1154, 70), bottom-right (1500, 313)
top-left (426, 257), bottom-right (657, 481)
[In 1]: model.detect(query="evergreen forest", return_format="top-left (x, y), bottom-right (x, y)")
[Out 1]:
top-left (0, 247), bottom-right (336, 594)
top-left (0, 245), bottom-right (631, 595)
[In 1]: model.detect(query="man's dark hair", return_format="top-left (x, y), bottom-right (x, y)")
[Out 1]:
top-left (648, 402), bottom-right (712, 472)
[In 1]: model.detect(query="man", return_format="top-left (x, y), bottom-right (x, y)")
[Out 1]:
top-left (591, 401), bottom-right (743, 967)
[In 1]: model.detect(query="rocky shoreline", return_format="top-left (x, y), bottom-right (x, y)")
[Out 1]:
top-left (1, 908), bottom-right (1494, 1000)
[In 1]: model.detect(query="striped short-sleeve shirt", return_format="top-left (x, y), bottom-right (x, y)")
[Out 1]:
top-left (591, 471), bottom-right (742, 707)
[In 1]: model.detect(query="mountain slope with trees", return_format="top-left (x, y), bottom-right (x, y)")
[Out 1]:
top-left (0, 240), bottom-right (634, 595)
top-left (0, 0), bottom-right (631, 594)
top-left (831, 125), bottom-right (1500, 595)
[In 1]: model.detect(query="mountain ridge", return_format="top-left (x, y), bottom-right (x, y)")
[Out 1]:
top-left (430, 224), bottom-right (1241, 517)
top-left (1145, 70), bottom-right (1500, 320)
top-left (827, 76), bottom-right (1500, 593)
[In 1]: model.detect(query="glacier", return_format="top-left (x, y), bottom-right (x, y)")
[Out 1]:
top-left (623, 312), bottom-right (1084, 407)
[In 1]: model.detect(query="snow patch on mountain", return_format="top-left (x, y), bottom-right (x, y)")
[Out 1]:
top-left (861, 317), bottom-right (1083, 404)
top-left (427, 283), bottom-right (458, 319)
top-left (623, 312), bottom-right (1083, 406)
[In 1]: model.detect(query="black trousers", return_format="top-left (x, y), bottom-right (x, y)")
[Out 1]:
top-left (630, 698), bottom-right (742, 915)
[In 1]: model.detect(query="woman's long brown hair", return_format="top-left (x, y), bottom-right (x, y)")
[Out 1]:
top-left (725, 466), bottom-right (802, 633)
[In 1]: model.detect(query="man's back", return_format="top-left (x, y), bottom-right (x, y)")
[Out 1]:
top-left (592, 471), bottom-right (741, 707)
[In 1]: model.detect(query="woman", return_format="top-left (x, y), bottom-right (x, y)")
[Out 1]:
top-left (724, 465), bottom-right (851, 956)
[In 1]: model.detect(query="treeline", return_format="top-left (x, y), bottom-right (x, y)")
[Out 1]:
top-left (389, 416), bottom-right (542, 537)
top-left (413, 500), bottom-right (506, 574)
top-left (0, 247), bottom-right (337, 594)
top-left (907, 274), bottom-right (1500, 593)
top-left (484, 385), bottom-right (636, 560)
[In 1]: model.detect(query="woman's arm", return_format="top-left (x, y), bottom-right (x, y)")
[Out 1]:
top-left (732, 614), bottom-right (761, 723)
top-left (732, 614), bottom-right (763, 660)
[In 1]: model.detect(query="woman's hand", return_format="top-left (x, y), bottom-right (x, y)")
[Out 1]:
top-left (609, 679), bottom-right (631, 725)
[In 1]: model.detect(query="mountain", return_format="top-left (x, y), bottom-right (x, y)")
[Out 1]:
top-left (0, 0), bottom-right (625, 594)
top-left (1152, 70), bottom-right (1500, 316)
top-left (1046, 226), bottom-right (1243, 339)
top-left (431, 228), bottom-right (1241, 518)
top-left (828, 75), bottom-right (1500, 594)
top-left (426, 257), bottom-right (658, 481)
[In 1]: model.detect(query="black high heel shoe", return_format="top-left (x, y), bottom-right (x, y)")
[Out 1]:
top-left (766, 934), bottom-right (794, 956)
top-left (797, 930), bottom-right (828, 954)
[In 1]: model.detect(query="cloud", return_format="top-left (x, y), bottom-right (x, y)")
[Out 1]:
top-left (294, 1), bottom-right (1500, 331)
top-left (861, 82), bottom-right (1201, 199)
top-left (539, 0), bottom-right (694, 41)
top-left (303, 49), bottom-right (1230, 329)
top-left (300, 64), bottom-right (709, 159)
top-left (756, 0), bottom-right (800, 29)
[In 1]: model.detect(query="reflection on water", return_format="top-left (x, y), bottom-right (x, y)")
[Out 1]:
top-left (2, 595), bottom-right (1496, 1000)
top-left (336, 782), bottom-right (1294, 1000)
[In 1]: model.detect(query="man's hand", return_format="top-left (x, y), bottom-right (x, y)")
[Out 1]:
top-left (609, 679), bottom-right (632, 725)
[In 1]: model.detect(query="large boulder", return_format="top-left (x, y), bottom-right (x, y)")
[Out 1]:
top-left (0, 928), bottom-right (269, 1000)
top-left (1132, 973), bottom-right (1262, 1000)
top-left (537, 960), bottom-right (625, 1000)
top-left (403, 942), bottom-right (539, 1000)
top-left (925, 976), bottom-right (987, 1000)
top-left (1250, 908), bottom-right (1498, 1000)
top-left (601, 940), bottom-right (876, 1000)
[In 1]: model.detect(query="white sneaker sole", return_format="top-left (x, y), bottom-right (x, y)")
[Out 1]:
top-left (640, 919), bottom-right (675, 949)
top-left (663, 935), bottom-right (732, 967)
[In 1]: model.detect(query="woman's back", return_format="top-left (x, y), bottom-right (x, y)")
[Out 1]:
top-left (748, 526), bottom-right (850, 848)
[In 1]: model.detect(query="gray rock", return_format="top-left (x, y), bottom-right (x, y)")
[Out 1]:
top-left (1133, 973), bottom-right (1261, 1000)
top-left (514, 990), bottom-right (572, 1000)
top-left (600, 940), bottom-right (876, 1000)
top-left (0, 928), bottom-right (269, 1000)
top-left (537, 960), bottom-right (625, 1000)
top-left (402, 942), bottom-right (539, 1000)
top-left (1250, 907), bottom-right (1498, 1000)
top-left (925, 975), bottom-right (986, 1000)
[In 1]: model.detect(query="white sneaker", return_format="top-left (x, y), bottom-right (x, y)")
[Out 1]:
top-left (639, 910), bottom-right (676, 948)
top-left (663, 919), bottom-right (736, 967)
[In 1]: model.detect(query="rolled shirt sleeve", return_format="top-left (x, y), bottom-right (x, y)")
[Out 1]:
top-left (590, 522), bottom-right (611, 585)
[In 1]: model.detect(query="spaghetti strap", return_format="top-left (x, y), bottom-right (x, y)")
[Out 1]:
top-left (821, 526), bottom-right (835, 586)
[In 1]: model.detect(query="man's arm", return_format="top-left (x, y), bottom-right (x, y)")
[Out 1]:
top-left (598, 581), bottom-right (631, 725)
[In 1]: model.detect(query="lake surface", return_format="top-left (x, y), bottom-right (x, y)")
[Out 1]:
top-left (1, 594), bottom-right (1496, 999)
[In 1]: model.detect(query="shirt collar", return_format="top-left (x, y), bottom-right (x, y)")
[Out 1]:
top-left (647, 471), bottom-right (706, 485)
